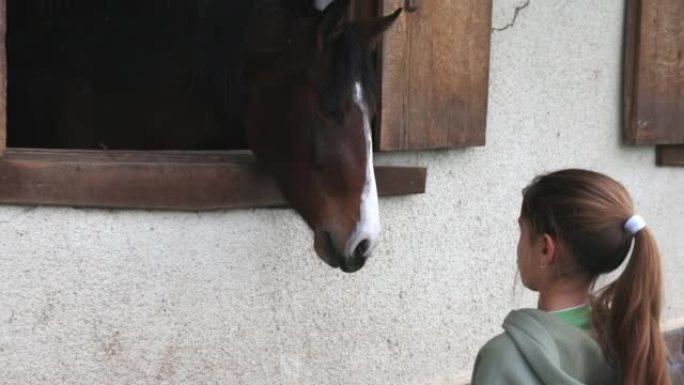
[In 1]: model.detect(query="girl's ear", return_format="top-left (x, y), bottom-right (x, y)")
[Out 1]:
top-left (539, 233), bottom-right (558, 266)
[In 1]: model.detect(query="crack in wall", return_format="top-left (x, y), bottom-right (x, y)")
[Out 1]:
top-left (492, 0), bottom-right (530, 32)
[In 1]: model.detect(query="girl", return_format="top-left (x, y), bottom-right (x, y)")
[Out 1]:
top-left (471, 169), bottom-right (672, 385)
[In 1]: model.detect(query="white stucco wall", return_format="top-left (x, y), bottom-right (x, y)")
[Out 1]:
top-left (1, 1), bottom-right (683, 384)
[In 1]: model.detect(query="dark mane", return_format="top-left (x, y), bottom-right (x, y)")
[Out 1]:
top-left (245, 1), bottom-right (378, 124)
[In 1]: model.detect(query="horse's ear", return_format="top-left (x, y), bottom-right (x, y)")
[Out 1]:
top-left (358, 8), bottom-right (402, 51)
top-left (316, 0), bottom-right (350, 49)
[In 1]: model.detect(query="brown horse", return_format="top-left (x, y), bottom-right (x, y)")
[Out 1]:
top-left (245, 0), bottom-right (401, 272)
top-left (6, 0), bottom-right (401, 272)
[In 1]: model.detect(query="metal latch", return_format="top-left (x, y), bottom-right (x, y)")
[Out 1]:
top-left (405, 0), bottom-right (421, 12)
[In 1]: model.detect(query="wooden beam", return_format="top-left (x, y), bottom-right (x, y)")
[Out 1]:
top-left (0, 149), bottom-right (426, 210)
top-left (657, 145), bottom-right (684, 167)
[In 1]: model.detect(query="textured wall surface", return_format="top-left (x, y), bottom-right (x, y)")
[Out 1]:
top-left (2, 1), bottom-right (684, 384)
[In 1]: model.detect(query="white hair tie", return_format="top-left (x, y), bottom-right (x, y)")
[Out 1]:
top-left (624, 215), bottom-right (646, 235)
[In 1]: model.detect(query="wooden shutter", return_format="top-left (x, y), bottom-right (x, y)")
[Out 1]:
top-left (377, 0), bottom-right (492, 151)
top-left (624, 0), bottom-right (684, 146)
top-left (0, 0), bottom-right (5, 156)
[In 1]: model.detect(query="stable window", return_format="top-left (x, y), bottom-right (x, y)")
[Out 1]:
top-left (0, 0), bottom-right (493, 210)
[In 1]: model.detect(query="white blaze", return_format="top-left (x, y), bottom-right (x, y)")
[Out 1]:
top-left (314, 0), bottom-right (334, 11)
top-left (346, 82), bottom-right (381, 258)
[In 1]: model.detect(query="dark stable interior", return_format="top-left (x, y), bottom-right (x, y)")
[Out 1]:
top-left (7, 1), bottom-right (258, 150)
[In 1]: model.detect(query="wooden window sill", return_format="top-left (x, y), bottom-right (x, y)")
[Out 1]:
top-left (657, 145), bottom-right (684, 167)
top-left (0, 149), bottom-right (426, 210)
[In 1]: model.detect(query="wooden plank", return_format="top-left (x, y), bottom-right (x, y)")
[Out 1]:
top-left (375, 164), bottom-right (426, 196)
top-left (623, 0), bottom-right (641, 144)
top-left (657, 145), bottom-right (684, 166)
top-left (0, 149), bottom-right (426, 210)
top-left (378, 0), bottom-right (492, 151)
top-left (0, 0), bottom-right (6, 155)
top-left (624, 0), bottom-right (684, 144)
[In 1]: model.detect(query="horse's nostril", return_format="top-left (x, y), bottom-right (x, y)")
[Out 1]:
top-left (354, 239), bottom-right (370, 258)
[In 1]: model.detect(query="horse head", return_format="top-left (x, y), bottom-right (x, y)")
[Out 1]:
top-left (245, 0), bottom-right (401, 272)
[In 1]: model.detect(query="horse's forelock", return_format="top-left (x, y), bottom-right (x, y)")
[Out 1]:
top-left (317, 25), bottom-right (378, 123)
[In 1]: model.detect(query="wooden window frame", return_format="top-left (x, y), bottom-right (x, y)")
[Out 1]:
top-left (0, 0), bottom-right (495, 208)
top-left (0, 0), bottom-right (425, 211)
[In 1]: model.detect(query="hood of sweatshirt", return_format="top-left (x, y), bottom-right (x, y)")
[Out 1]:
top-left (502, 309), bottom-right (617, 385)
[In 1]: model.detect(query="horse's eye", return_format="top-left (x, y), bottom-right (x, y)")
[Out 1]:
top-left (317, 98), bottom-right (345, 123)
top-left (311, 133), bottom-right (329, 171)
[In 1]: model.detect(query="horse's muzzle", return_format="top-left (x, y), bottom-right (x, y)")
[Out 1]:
top-left (339, 255), bottom-right (367, 273)
top-left (319, 231), bottom-right (368, 273)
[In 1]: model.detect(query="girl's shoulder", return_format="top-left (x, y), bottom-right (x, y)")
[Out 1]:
top-left (471, 331), bottom-right (541, 385)
top-left (476, 332), bottom-right (520, 361)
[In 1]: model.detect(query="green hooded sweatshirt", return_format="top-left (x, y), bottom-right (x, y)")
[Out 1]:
top-left (471, 309), bottom-right (618, 385)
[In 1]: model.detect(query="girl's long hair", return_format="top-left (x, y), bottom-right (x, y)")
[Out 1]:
top-left (521, 169), bottom-right (670, 385)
